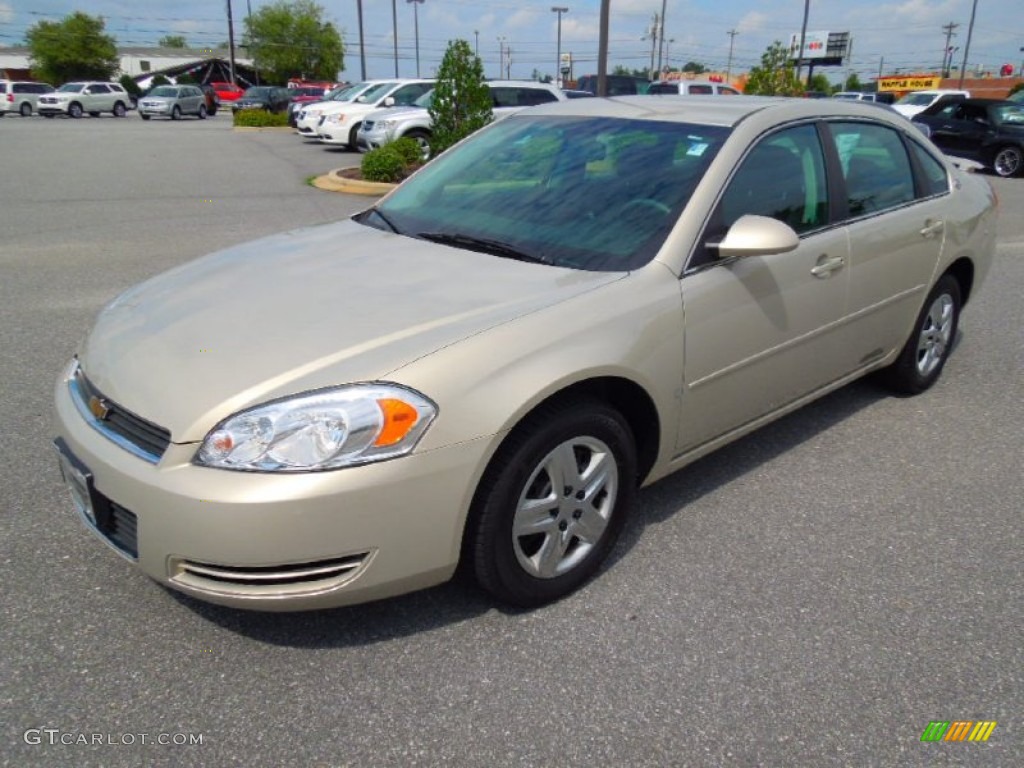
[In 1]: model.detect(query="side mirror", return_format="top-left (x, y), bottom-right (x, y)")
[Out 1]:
top-left (382, 96), bottom-right (396, 107)
top-left (712, 215), bottom-right (799, 260)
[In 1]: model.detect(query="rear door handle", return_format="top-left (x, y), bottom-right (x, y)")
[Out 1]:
top-left (920, 220), bottom-right (944, 239)
top-left (811, 255), bottom-right (845, 278)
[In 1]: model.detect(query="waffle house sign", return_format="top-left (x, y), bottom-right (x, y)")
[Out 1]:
top-left (878, 75), bottom-right (942, 92)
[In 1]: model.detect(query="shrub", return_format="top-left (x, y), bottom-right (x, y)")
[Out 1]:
top-left (390, 136), bottom-right (425, 167)
top-left (233, 109), bottom-right (290, 127)
top-left (428, 39), bottom-right (493, 155)
top-left (361, 145), bottom-right (406, 183)
top-left (118, 74), bottom-right (141, 98)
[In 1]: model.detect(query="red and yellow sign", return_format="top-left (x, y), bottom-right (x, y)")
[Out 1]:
top-left (878, 76), bottom-right (941, 92)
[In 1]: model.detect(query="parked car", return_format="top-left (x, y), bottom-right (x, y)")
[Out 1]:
top-left (231, 86), bottom-right (292, 114)
top-left (210, 81), bottom-right (244, 103)
top-left (293, 81), bottom-right (381, 137)
top-left (0, 80), bottom-right (55, 116)
top-left (832, 92), bottom-right (877, 101)
top-left (37, 82), bottom-right (134, 118)
top-left (648, 80), bottom-right (741, 95)
top-left (286, 85), bottom-right (331, 127)
top-left (316, 79), bottom-right (435, 149)
top-left (913, 97), bottom-right (1024, 177)
top-left (357, 80), bottom-right (567, 157)
top-left (54, 97), bottom-right (996, 612)
top-left (892, 89), bottom-right (970, 119)
top-left (575, 74), bottom-right (650, 95)
top-left (137, 85), bottom-right (209, 120)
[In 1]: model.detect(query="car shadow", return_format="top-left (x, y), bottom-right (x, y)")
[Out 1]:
top-left (174, 364), bottom-right (939, 647)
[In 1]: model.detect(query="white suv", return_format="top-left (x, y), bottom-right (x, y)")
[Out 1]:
top-left (37, 82), bottom-right (134, 118)
top-left (1, 80), bottom-right (55, 116)
top-left (316, 79), bottom-right (435, 149)
top-left (647, 80), bottom-right (741, 95)
top-left (357, 80), bottom-right (567, 157)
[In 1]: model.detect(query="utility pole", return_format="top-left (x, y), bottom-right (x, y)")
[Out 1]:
top-left (795, 0), bottom-right (810, 85)
top-left (392, 0), bottom-right (399, 77)
top-left (497, 37), bottom-right (507, 80)
top-left (408, 0), bottom-right (424, 78)
top-left (356, 0), bottom-right (366, 80)
top-left (551, 7), bottom-right (568, 87)
top-left (645, 13), bottom-right (660, 81)
top-left (726, 29), bottom-right (738, 81)
top-left (474, 30), bottom-right (479, 57)
top-left (656, 0), bottom-right (668, 73)
top-left (941, 22), bottom-right (958, 78)
top-left (226, 0), bottom-right (237, 84)
top-left (957, 0), bottom-right (977, 88)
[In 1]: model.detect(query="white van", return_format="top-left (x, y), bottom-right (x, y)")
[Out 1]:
top-left (0, 80), bottom-right (55, 116)
top-left (647, 80), bottom-right (741, 96)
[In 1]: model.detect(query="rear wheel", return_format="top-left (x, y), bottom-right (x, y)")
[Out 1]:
top-left (878, 274), bottom-right (961, 395)
top-left (20, 103), bottom-right (31, 117)
top-left (992, 145), bottom-right (1022, 178)
top-left (468, 401), bottom-right (637, 607)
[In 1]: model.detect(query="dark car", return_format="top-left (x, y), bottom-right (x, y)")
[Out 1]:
top-left (231, 86), bottom-right (292, 114)
top-left (913, 98), bottom-right (1024, 178)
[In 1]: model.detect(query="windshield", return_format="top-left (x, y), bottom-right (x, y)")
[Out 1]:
top-left (370, 115), bottom-right (729, 271)
top-left (150, 86), bottom-right (178, 97)
top-left (897, 93), bottom-right (937, 106)
top-left (329, 83), bottom-right (366, 101)
top-left (413, 90), bottom-right (435, 108)
top-left (58, 83), bottom-right (84, 93)
top-left (358, 82), bottom-right (399, 104)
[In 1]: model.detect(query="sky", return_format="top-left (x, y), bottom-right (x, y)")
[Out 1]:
top-left (2, 0), bottom-right (1022, 85)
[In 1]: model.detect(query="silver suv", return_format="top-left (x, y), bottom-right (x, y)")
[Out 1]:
top-left (357, 80), bottom-right (567, 157)
top-left (0, 80), bottom-right (55, 116)
top-left (37, 82), bottom-right (134, 118)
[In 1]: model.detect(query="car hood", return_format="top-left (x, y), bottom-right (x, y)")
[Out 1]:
top-left (80, 218), bottom-right (621, 442)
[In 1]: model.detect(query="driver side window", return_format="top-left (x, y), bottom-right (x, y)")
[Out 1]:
top-left (693, 124), bottom-right (828, 267)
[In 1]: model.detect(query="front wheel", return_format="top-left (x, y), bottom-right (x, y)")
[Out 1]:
top-left (878, 274), bottom-right (961, 395)
top-left (171, 105), bottom-right (181, 121)
top-left (20, 103), bottom-right (31, 117)
top-left (405, 129), bottom-right (432, 160)
top-left (140, 114), bottom-right (151, 121)
top-left (113, 101), bottom-right (126, 117)
top-left (468, 401), bottom-right (637, 607)
top-left (198, 104), bottom-right (207, 120)
top-left (68, 103), bottom-right (83, 118)
top-left (992, 145), bottom-right (1022, 178)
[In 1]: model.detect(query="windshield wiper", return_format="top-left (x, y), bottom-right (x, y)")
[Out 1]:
top-left (417, 232), bottom-right (551, 265)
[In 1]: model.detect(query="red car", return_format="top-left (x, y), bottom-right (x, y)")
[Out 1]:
top-left (209, 81), bottom-right (244, 102)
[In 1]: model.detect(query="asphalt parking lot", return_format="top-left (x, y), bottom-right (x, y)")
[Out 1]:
top-left (1, 114), bottom-right (1021, 767)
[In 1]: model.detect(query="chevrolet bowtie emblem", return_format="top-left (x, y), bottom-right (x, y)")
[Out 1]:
top-left (88, 395), bottom-right (110, 420)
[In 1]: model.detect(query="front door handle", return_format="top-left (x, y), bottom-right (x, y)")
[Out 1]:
top-left (920, 219), bottom-right (945, 239)
top-left (811, 255), bottom-right (845, 278)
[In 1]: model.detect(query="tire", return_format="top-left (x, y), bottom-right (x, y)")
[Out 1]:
top-left (140, 114), bottom-right (150, 121)
top-left (348, 124), bottom-right (361, 151)
top-left (68, 103), bottom-right (83, 118)
top-left (878, 274), bottom-right (961, 395)
top-left (20, 102), bottom-right (31, 117)
top-left (468, 400), bottom-right (637, 607)
top-left (198, 104), bottom-right (207, 120)
top-left (113, 101), bottom-right (126, 117)
top-left (405, 129), bottom-right (432, 160)
top-left (171, 106), bottom-right (181, 121)
top-left (992, 145), bottom-right (1022, 178)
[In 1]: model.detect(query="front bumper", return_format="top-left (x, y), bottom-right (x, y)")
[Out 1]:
top-left (53, 366), bottom-right (489, 611)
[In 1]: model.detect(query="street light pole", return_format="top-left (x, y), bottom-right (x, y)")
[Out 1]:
top-left (497, 36), bottom-right (507, 80)
top-left (226, 0), bottom-right (237, 84)
top-left (355, 0), bottom-right (366, 80)
top-left (551, 7), bottom-right (568, 87)
top-left (957, 0), bottom-right (978, 89)
top-left (407, 0), bottom-right (424, 78)
top-left (392, 0), bottom-right (399, 77)
top-left (656, 0), bottom-right (667, 73)
top-left (795, 0), bottom-right (810, 86)
top-left (726, 29), bottom-right (738, 82)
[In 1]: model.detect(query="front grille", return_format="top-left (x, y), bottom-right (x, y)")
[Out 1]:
top-left (171, 553), bottom-right (372, 597)
top-left (70, 363), bottom-right (171, 463)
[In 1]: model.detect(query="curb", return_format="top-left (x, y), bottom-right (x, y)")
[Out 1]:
top-left (312, 168), bottom-right (397, 197)
top-left (232, 125), bottom-right (294, 132)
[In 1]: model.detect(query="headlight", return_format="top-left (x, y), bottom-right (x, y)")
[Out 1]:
top-left (326, 113), bottom-right (347, 124)
top-left (195, 384), bottom-right (437, 472)
top-left (379, 119), bottom-right (398, 130)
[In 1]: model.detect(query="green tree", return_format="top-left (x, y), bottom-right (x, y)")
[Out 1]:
top-left (244, 0), bottom-right (343, 84)
top-left (744, 41), bottom-right (803, 96)
top-left (681, 61), bottom-right (707, 74)
top-left (844, 72), bottom-right (862, 92)
top-left (428, 39), bottom-right (493, 156)
top-left (807, 73), bottom-right (831, 94)
top-left (26, 12), bottom-right (118, 84)
top-left (159, 35), bottom-right (188, 48)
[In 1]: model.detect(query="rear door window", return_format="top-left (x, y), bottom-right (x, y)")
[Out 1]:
top-left (828, 122), bottom-right (916, 217)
